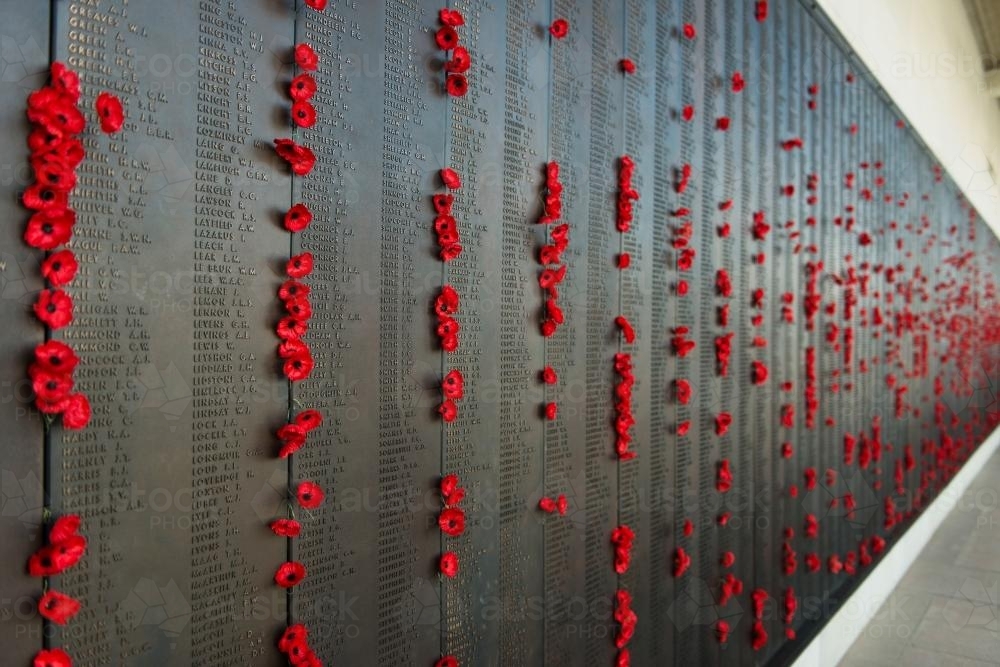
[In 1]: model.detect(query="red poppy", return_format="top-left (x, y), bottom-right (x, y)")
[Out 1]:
top-left (286, 252), bottom-right (314, 278)
top-left (275, 561), bottom-right (306, 588)
top-left (24, 209), bottom-right (74, 250)
top-left (716, 116), bottom-right (730, 131)
top-left (289, 73), bottom-right (317, 101)
top-left (278, 624), bottom-right (309, 654)
top-left (439, 507), bottom-right (465, 536)
top-left (22, 183), bottom-right (68, 213)
top-left (32, 160), bottom-right (76, 193)
top-left (61, 394), bottom-right (90, 430)
top-left (438, 398), bottom-right (458, 422)
top-left (617, 253), bottom-right (630, 269)
top-left (549, 18), bottom-right (569, 39)
top-left (440, 243), bottom-right (462, 262)
top-left (270, 518), bottom-right (302, 538)
top-left (32, 369), bottom-right (72, 403)
top-left (439, 8), bottom-right (465, 26)
top-left (295, 409), bottom-right (323, 432)
top-left (285, 296), bottom-right (312, 321)
top-left (435, 285), bottom-right (460, 316)
top-left (283, 353), bottom-right (314, 382)
top-left (682, 23), bottom-right (696, 40)
top-left (95, 92), bottom-right (124, 133)
top-left (273, 138), bottom-right (316, 176)
top-left (435, 657), bottom-right (459, 667)
top-left (435, 26), bottom-right (459, 51)
top-left (33, 289), bottom-right (73, 329)
top-left (278, 340), bottom-right (310, 361)
top-left (673, 547), bottom-right (691, 577)
top-left (294, 43), bottom-right (319, 71)
top-left (440, 167), bottom-right (462, 189)
top-left (40, 249), bottom-right (78, 287)
top-left (31, 98), bottom-right (86, 136)
top-left (28, 535), bottom-right (86, 576)
top-left (276, 316), bottom-right (307, 340)
top-left (304, 0), bottom-right (327, 9)
top-left (439, 551), bottom-right (459, 578)
top-left (50, 62), bottom-right (80, 101)
top-left (731, 72), bottom-right (745, 92)
top-left (615, 316), bottom-right (636, 343)
top-left (620, 58), bottom-right (636, 74)
top-left (49, 514), bottom-right (81, 543)
top-left (291, 100), bottom-right (317, 128)
top-left (278, 280), bottom-right (310, 302)
top-left (442, 369), bottom-right (465, 399)
top-left (544, 402), bottom-right (558, 420)
top-left (446, 73), bottom-right (468, 97)
top-left (32, 649), bottom-right (73, 667)
top-left (33, 341), bottom-right (78, 376)
top-left (675, 379), bottom-right (692, 405)
top-left (432, 193), bottom-right (454, 214)
top-left (296, 481), bottom-right (324, 509)
top-left (39, 139), bottom-right (84, 169)
top-left (37, 590), bottom-right (81, 625)
top-left (445, 46), bottom-right (472, 74)
top-left (541, 366), bottom-right (557, 385)
top-left (441, 334), bottom-right (459, 352)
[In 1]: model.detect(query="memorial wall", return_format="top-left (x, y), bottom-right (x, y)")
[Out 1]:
top-left (1, 0), bottom-right (998, 665)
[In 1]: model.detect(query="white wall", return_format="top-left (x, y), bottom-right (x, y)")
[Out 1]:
top-left (815, 0), bottom-right (1000, 238)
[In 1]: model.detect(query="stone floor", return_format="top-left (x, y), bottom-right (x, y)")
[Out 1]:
top-left (839, 447), bottom-right (1000, 666)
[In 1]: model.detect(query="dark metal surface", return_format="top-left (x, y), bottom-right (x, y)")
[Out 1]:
top-left (0, 0), bottom-right (995, 665)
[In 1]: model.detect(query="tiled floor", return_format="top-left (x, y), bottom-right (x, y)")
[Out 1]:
top-left (839, 447), bottom-right (1000, 666)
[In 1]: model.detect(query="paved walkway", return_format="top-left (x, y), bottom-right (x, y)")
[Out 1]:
top-left (840, 447), bottom-right (1000, 666)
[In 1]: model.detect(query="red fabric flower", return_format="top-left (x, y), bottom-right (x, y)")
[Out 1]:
top-left (286, 252), bottom-right (314, 278)
top-left (681, 105), bottom-right (694, 121)
top-left (541, 366), bottom-right (558, 385)
top-left (436, 26), bottom-right (459, 50)
top-left (440, 474), bottom-right (465, 505)
top-left (25, 209), bottom-right (75, 250)
top-left (755, 0), bottom-right (769, 21)
top-left (274, 138), bottom-right (316, 175)
top-left (440, 167), bottom-right (462, 189)
top-left (40, 249), bottom-right (78, 287)
top-left (270, 518), bottom-right (302, 537)
top-left (50, 62), bottom-right (80, 101)
top-left (28, 535), bottom-right (86, 576)
top-left (289, 73), bottom-right (317, 101)
top-left (278, 279), bottom-right (310, 302)
top-left (544, 402), bottom-right (558, 420)
top-left (276, 316), bottom-right (307, 340)
top-left (445, 46), bottom-right (471, 74)
top-left (675, 379), bottom-right (692, 405)
top-left (283, 353), bottom-right (314, 382)
top-left (294, 43), bottom-right (319, 71)
top-left (435, 657), bottom-right (459, 667)
top-left (620, 58), bottom-right (636, 74)
top-left (438, 398), bottom-right (458, 422)
top-left (615, 315), bottom-right (636, 343)
top-left (716, 620), bottom-right (730, 644)
top-left (439, 551), bottom-right (459, 578)
top-left (304, 0), bottom-right (327, 9)
top-left (435, 285), bottom-right (460, 316)
top-left (439, 8), bottom-right (465, 26)
top-left (673, 547), bottom-right (691, 577)
top-left (37, 590), bottom-right (81, 625)
top-left (717, 459), bottom-right (733, 493)
top-left (439, 507), bottom-right (466, 536)
top-left (294, 409), bottom-right (323, 432)
top-left (62, 393), bottom-right (90, 430)
top-left (32, 649), bottom-right (72, 667)
top-left (442, 369), bottom-right (465, 399)
top-left (275, 561), bottom-right (306, 588)
top-left (296, 481), bottom-right (324, 509)
top-left (278, 624), bottom-right (308, 653)
top-left (291, 101), bottom-right (317, 128)
top-left (34, 341), bottom-right (79, 375)
top-left (32, 369), bottom-right (72, 403)
top-left (752, 621), bottom-right (768, 651)
top-left (283, 203), bottom-right (313, 232)
top-left (34, 289), bottom-right (73, 329)
top-left (49, 515), bottom-right (80, 543)
top-left (617, 253), bottom-right (630, 269)
top-left (549, 19), bottom-right (569, 39)
top-left (731, 71), bottom-right (745, 92)
top-left (716, 116), bottom-right (730, 131)
top-left (682, 23), bottom-right (696, 39)
top-left (23, 183), bottom-right (68, 212)
top-left (446, 74), bottom-right (468, 97)
top-left (95, 92), bottom-right (124, 133)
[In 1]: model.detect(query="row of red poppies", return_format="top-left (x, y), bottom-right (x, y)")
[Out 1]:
top-left (22, 61), bottom-right (123, 667)
top-left (270, 8), bottom-right (328, 666)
